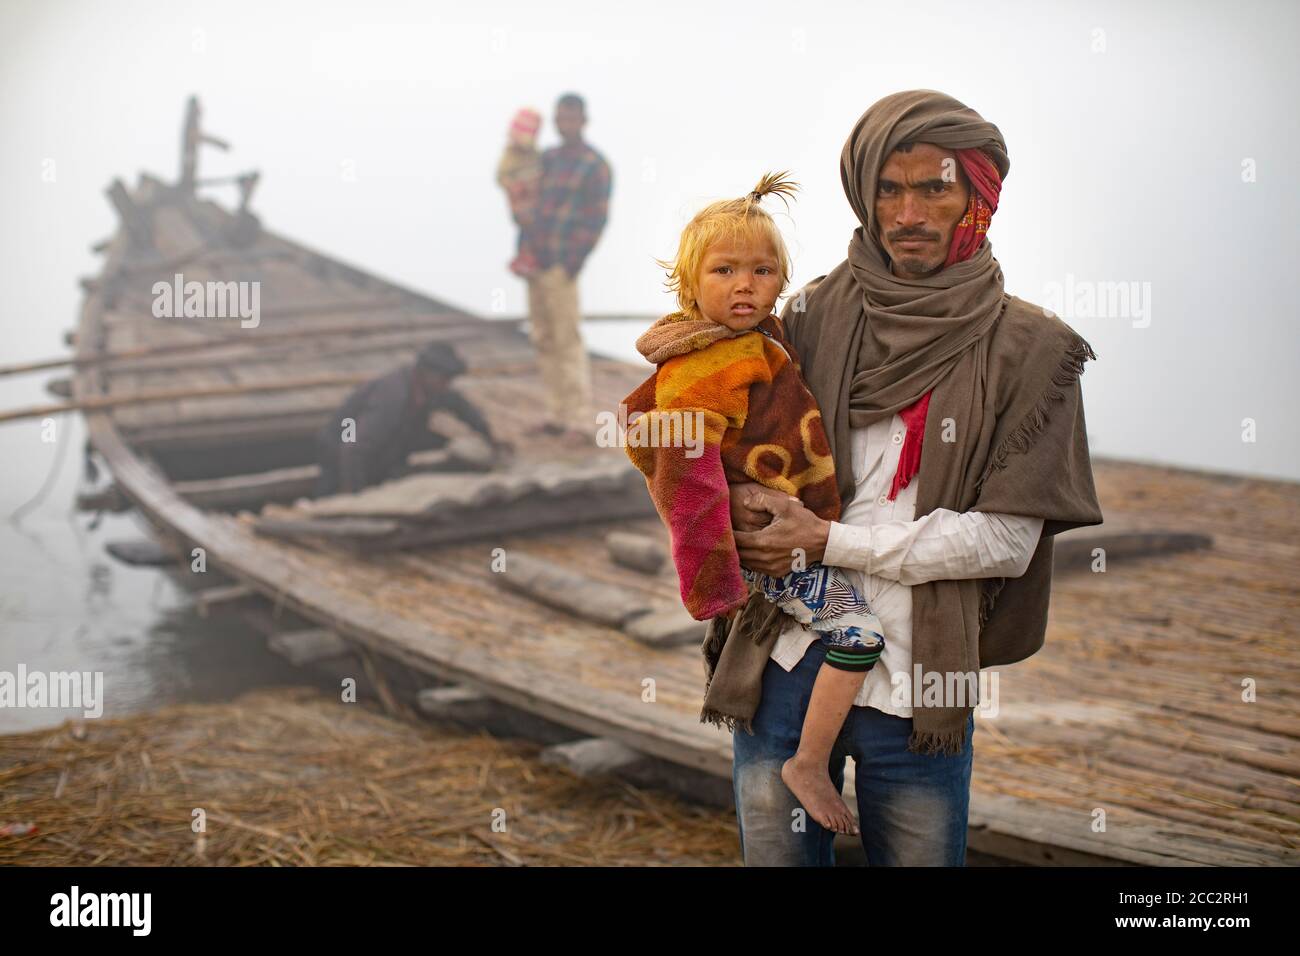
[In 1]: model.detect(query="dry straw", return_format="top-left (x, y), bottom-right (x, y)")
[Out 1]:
top-left (0, 687), bottom-right (738, 866)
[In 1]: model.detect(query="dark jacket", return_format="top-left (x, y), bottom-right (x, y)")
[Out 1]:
top-left (315, 365), bottom-right (494, 496)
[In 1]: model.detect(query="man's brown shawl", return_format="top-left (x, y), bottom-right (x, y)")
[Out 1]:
top-left (699, 90), bottom-right (1104, 755)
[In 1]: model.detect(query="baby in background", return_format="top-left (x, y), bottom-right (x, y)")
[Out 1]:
top-left (622, 172), bottom-right (886, 835)
top-left (496, 107), bottom-right (543, 277)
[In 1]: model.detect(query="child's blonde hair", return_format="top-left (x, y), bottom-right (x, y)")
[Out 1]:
top-left (656, 171), bottom-right (799, 320)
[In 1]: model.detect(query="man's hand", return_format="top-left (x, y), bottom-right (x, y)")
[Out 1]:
top-left (730, 482), bottom-right (782, 532)
top-left (733, 493), bottom-right (831, 577)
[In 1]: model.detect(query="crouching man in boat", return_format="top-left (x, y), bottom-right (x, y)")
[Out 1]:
top-left (314, 342), bottom-right (505, 496)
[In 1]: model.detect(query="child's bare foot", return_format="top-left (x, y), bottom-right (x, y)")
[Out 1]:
top-left (781, 755), bottom-right (859, 835)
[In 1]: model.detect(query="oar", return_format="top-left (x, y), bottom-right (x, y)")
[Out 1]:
top-left (0, 360), bottom-right (545, 425)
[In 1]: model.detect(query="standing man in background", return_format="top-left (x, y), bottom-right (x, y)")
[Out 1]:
top-left (524, 92), bottom-right (612, 444)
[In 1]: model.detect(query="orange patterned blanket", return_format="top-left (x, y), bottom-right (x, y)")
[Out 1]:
top-left (622, 311), bottom-right (841, 619)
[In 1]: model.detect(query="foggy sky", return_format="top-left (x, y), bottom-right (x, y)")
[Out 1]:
top-left (2, 0), bottom-right (1297, 486)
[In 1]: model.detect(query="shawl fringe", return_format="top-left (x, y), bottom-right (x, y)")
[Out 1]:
top-left (973, 333), bottom-right (1097, 498)
top-left (969, 331), bottom-right (1094, 633)
top-left (740, 595), bottom-right (783, 645)
top-left (979, 576), bottom-right (1007, 629)
top-left (699, 707), bottom-right (754, 735)
top-left (907, 725), bottom-right (970, 757)
top-left (702, 616), bottom-right (727, 671)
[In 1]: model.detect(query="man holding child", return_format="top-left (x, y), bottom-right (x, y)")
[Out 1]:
top-left (709, 89), bottom-right (1103, 866)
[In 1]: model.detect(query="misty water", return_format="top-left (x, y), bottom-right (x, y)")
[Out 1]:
top-left (0, 323), bottom-right (639, 735)
top-left (0, 405), bottom-right (315, 735)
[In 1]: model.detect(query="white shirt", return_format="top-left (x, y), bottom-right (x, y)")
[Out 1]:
top-left (769, 413), bottom-right (1045, 716)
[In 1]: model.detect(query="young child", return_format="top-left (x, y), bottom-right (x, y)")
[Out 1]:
top-left (495, 107), bottom-right (543, 277)
top-left (622, 172), bottom-right (885, 835)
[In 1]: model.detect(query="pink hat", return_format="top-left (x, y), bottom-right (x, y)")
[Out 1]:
top-left (510, 108), bottom-right (542, 137)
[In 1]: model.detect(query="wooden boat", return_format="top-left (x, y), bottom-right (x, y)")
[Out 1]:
top-left (62, 102), bottom-right (1299, 866)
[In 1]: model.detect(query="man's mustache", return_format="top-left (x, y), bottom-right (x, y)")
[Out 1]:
top-left (886, 228), bottom-right (941, 243)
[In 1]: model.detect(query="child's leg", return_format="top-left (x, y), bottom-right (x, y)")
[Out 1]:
top-left (753, 563), bottom-right (881, 835)
top-left (780, 652), bottom-right (870, 835)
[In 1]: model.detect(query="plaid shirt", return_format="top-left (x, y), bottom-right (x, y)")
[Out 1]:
top-left (527, 140), bottom-right (611, 276)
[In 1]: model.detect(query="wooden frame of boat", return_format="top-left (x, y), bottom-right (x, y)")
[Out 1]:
top-left (68, 105), bottom-right (1300, 867)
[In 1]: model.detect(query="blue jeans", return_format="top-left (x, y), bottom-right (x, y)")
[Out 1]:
top-left (731, 641), bottom-right (975, 866)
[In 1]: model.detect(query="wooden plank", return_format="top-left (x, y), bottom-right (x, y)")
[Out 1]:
top-left (123, 411), bottom-right (333, 450)
top-left (624, 606), bottom-right (705, 648)
top-left (415, 685), bottom-right (503, 723)
top-left (0, 315), bottom-right (484, 378)
top-left (1, 372), bottom-right (374, 423)
top-left (252, 455), bottom-right (659, 550)
top-left (279, 455), bottom-right (638, 520)
top-left (193, 583), bottom-right (258, 617)
top-left (493, 551), bottom-right (656, 628)
top-left (253, 516), bottom-right (400, 540)
top-left (606, 531), bottom-right (666, 574)
top-left (266, 628), bottom-right (352, 666)
top-left (540, 738), bottom-right (648, 777)
top-left (260, 490), bottom-right (657, 552)
top-left (76, 483), bottom-right (129, 513)
top-left (104, 537), bottom-right (175, 566)
top-left (170, 439), bottom-right (496, 511)
top-left (1053, 531), bottom-right (1214, 571)
top-left (174, 465), bottom-right (319, 510)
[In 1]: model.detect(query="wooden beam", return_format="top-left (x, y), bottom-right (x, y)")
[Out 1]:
top-left (605, 531), bottom-right (666, 574)
top-left (173, 465), bottom-right (319, 510)
top-left (4, 363), bottom-right (542, 424)
top-left (104, 537), bottom-right (176, 567)
top-left (170, 442), bottom-right (495, 511)
top-left (416, 686), bottom-right (504, 724)
top-left (0, 311), bottom-right (483, 378)
top-left (1054, 531), bottom-right (1214, 571)
top-left (98, 325), bottom-right (488, 377)
top-left (193, 583), bottom-right (259, 618)
top-left (76, 484), bottom-right (130, 513)
top-left (106, 178), bottom-right (153, 248)
top-left (493, 552), bottom-right (655, 628)
top-left (253, 486), bottom-right (656, 552)
top-left (540, 738), bottom-right (648, 777)
top-left (266, 628), bottom-right (353, 666)
top-left (0, 372), bottom-right (374, 424)
top-left (252, 515), bottom-right (400, 540)
top-left (624, 606), bottom-right (706, 647)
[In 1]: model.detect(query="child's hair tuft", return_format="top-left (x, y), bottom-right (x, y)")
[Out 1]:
top-left (655, 171), bottom-right (800, 320)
